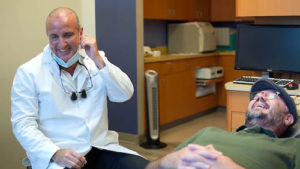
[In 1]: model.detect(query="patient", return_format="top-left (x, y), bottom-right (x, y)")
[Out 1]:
top-left (146, 79), bottom-right (300, 169)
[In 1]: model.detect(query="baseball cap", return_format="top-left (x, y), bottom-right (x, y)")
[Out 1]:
top-left (250, 79), bottom-right (298, 125)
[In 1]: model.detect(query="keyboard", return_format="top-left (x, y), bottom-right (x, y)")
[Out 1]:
top-left (233, 76), bottom-right (293, 87)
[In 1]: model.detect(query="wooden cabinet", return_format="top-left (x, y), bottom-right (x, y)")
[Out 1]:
top-left (211, 0), bottom-right (236, 21)
top-left (144, 0), bottom-right (210, 21)
top-left (159, 70), bottom-right (196, 124)
top-left (226, 90), bottom-right (249, 131)
top-left (144, 53), bottom-right (262, 126)
top-left (187, 0), bottom-right (210, 21)
top-left (144, 53), bottom-right (260, 126)
top-left (145, 56), bottom-right (218, 125)
top-left (236, 0), bottom-right (300, 17)
top-left (143, 0), bottom-right (184, 20)
top-left (144, 0), bottom-right (167, 20)
top-left (211, 0), bottom-right (253, 21)
top-left (216, 54), bottom-right (259, 107)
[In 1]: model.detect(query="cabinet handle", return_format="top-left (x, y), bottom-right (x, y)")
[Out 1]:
top-left (168, 9), bottom-right (172, 16)
top-left (162, 79), bottom-right (166, 86)
top-left (173, 9), bottom-right (176, 16)
top-left (198, 11), bottom-right (203, 18)
top-left (165, 62), bottom-right (172, 70)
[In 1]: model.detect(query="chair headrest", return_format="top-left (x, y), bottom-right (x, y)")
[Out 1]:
top-left (282, 117), bottom-right (300, 138)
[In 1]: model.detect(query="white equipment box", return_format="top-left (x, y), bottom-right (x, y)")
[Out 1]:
top-left (168, 22), bottom-right (217, 53)
top-left (196, 66), bottom-right (224, 79)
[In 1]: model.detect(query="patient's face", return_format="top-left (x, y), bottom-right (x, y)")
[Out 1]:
top-left (245, 90), bottom-right (288, 128)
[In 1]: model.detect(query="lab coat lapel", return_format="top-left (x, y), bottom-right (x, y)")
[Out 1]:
top-left (76, 65), bottom-right (89, 92)
top-left (77, 51), bottom-right (98, 91)
top-left (42, 45), bottom-right (61, 85)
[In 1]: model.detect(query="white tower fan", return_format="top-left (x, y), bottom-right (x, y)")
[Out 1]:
top-left (141, 70), bottom-right (166, 149)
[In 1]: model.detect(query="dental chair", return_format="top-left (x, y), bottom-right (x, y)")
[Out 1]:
top-left (22, 119), bottom-right (300, 168)
top-left (282, 118), bottom-right (300, 138)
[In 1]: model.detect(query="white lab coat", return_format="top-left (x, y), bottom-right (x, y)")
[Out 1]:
top-left (11, 45), bottom-right (139, 169)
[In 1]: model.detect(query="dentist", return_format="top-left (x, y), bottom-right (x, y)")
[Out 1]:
top-left (11, 7), bottom-right (149, 169)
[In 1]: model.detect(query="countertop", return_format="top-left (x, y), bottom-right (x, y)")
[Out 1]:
top-left (144, 51), bottom-right (235, 63)
top-left (225, 82), bottom-right (300, 96)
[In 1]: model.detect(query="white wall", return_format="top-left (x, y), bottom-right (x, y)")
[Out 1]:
top-left (0, 1), bottom-right (95, 168)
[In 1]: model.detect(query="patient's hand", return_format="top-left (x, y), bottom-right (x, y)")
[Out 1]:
top-left (187, 144), bottom-right (223, 160)
top-left (51, 149), bottom-right (87, 169)
top-left (145, 144), bottom-right (222, 169)
top-left (209, 155), bottom-right (245, 169)
top-left (180, 144), bottom-right (223, 168)
top-left (188, 144), bottom-right (245, 169)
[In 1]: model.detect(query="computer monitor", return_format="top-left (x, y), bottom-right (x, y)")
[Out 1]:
top-left (235, 24), bottom-right (300, 74)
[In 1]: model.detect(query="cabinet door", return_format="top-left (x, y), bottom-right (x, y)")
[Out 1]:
top-left (211, 0), bottom-right (254, 21)
top-left (144, 0), bottom-right (170, 19)
top-left (211, 0), bottom-right (236, 21)
top-left (191, 55), bottom-right (218, 68)
top-left (186, 0), bottom-right (210, 21)
top-left (236, 0), bottom-right (300, 17)
top-left (232, 111), bottom-right (245, 130)
top-left (144, 0), bottom-right (209, 20)
top-left (227, 90), bottom-right (249, 131)
top-left (196, 0), bottom-right (210, 21)
top-left (165, 0), bottom-right (189, 20)
top-left (159, 70), bottom-right (196, 125)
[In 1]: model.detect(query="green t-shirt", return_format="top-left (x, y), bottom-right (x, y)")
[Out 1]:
top-left (175, 126), bottom-right (300, 169)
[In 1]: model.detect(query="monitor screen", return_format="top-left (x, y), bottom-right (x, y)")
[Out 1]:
top-left (235, 24), bottom-right (300, 73)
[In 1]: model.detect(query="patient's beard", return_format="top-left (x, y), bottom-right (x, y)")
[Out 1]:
top-left (245, 109), bottom-right (283, 129)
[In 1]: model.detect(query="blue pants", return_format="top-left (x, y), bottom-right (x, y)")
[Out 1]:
top-left (65, 147), bottom-right (149, 169)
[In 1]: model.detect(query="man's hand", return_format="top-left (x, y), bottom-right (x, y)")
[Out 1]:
top-left (146, 144), bottom-right (222, 169)
top-left (187, 144), bottom-right (222, 160)
top-left (186, 144), bottom-right (245, 169)
top-left (51, 149), bottom-right (87, 169)
top-left (80, 34), bottom-right (105, 69)
top-left (179, 144), bottom-right (223, 169)
top-left (209, 155), bottom-right (245, 169)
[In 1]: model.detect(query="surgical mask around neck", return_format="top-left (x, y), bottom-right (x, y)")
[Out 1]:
top-left (52, 51), bottom-right (81, 68)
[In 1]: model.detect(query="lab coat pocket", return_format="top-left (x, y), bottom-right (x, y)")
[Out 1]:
top-left (38, 84), bottom-right (70, 121)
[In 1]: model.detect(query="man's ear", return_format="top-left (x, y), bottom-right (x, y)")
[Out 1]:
top-left (80, 26), bottom-right (83, 33)
top-left (284, 113), bottom-right (294, 126)
top-left (79, 27), bottom-right (83, 38)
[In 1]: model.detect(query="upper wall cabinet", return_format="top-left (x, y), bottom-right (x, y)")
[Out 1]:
top-left (211, 0), bottom-right (253, 21)
top-left (236, 0), bottom-right (300, 17)
top-left (211, 0), bottom-right (236, 21)
top-left (187, 0), bottom-right (210, 21)
top-left (144, 0), bottom-right (210, 21)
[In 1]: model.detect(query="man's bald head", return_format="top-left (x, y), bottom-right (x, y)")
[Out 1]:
top-left (46, 8), bottom-right (81, 33)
